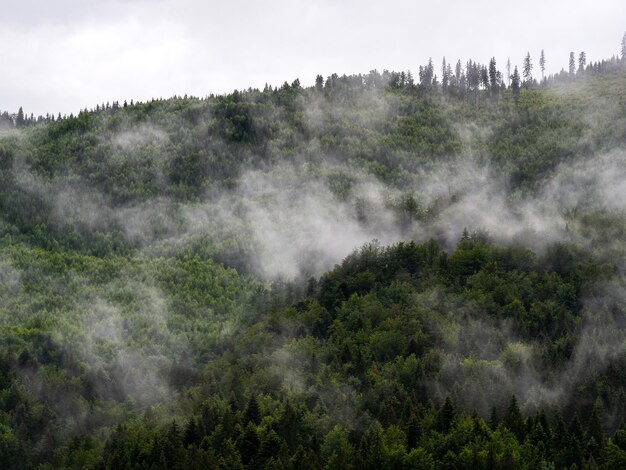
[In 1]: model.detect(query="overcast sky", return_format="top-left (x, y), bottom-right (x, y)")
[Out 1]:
top-left (2, 0), bottom-right (625, 116)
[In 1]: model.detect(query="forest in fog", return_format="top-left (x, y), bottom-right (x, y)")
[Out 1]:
top-left (1, 42), bottom-right (626, 468)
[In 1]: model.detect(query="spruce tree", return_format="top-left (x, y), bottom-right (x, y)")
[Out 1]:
top-left (489, 57), bottom-right (498, 95)
top-left (511, 66), bottom-right (521, 102)
top-left (578, 51), bottom-right (587, 75)
top-left (506, 58), bottom-right (511, 86)
top-left (502, 395), bottom-right (525, 442)
top-left (523, 52), bottom-right (533, 86)
top-left (441, 57), bottom-right (449, 95)
top-left (312, 75), bottom-right (321, 90)
top-left (16, 106), bottom-right (25, 128)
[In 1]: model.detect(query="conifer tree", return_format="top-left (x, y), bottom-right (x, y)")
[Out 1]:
top-left (506, 58), bottom-right (511, 86)
top-left (569, 52), bottom-right (576, 75)
top-left (503, 395), bottom-right (525, 441)
top-left (578, 51), bottom-right (586, 74)
top-left (489, 57), bottom-right (498, 95)
top-left (540, 49), bottom-right (546, 81)
top-left (436, 396), bottom-right (456, 433)
top-left (406, 70), bottom-right (414, 86)
top-left (523, 52), bottom-right (533, 86)
top-left (511, 66), bottom-right (521, 101)
top-left (16, 106), bottom-right (25, 128)
top-left (441, 57), bottom-right (449, 95)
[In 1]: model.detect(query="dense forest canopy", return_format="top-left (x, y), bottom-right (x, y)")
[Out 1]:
top-left (1, 45), bottom-right (626, 468)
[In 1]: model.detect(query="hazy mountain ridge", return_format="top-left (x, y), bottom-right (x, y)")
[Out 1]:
top-left (1, 61), bottom-right (626, 468)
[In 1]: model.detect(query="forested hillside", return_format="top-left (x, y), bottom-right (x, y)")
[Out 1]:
top-left (1, 51), bottom-right (626, 468)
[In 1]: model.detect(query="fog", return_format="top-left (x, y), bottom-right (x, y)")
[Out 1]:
top-left (2, 78), bottom-right (625, 429)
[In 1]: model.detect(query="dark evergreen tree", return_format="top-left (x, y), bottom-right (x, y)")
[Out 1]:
top-left (523, 52), bottom-right (533, 86)
top-left (578, 51), bottom-right (587, 75)
top-left (419, 58), bottom-right (434, 88)
top-left (481, 65), bottom-right (489, 90)
top-left (502, 395), bottom-right (525, 442)
top-left (511, 66), bottom-right (521, 101)
top-left (489, 405), bottom-right (499, 430)
top-left (359, 421), bottom-right (385, 469)
top-left (16, 107), bottom-right (25, 128)
top-left (243, 396), bottom-right (261, 425)
top-left (406, 70), bottom-right (414, 86)
top-left (587, 406), bottom-right (606, 456)
top-left (436, 396), bottom-right (457, 433)
top-left (506, 58), bottom-right (511, 86)
top-left (238, 423), bottom-right (260, 465)
top-left (489, 57), bottom-right (498, 96)
top-left (567, 414), bottom-right (584, 466)
top-left (407, 411), bottom-right (421, 448)
top-left (441, 57), bottom-right (449, 95)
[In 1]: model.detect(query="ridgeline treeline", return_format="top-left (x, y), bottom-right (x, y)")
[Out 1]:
top-left (1, 44), bottom-right (626, 469)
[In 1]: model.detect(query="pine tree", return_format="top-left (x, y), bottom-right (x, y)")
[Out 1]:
top-left (360, 421), bottom-right (385, 469)
top-left (578, 51), bottom-right (586, 75)
top-left (567, 414), bottom-right (585, 466)
top-left (244, 396), bottom-right (261, 425)
top-left (419, 58), bottom-right (434, 88)
top-left (569, 52), bottom-right (576, 75)
top-left (315, 74), bottom-right (324, 92)
top-left (622, 31), bottom-right (626, 61)
top-left (539, 49), bottom-right (546, 81)
top-left (506, 58), bottom-right (511, 86)
top-left (238, 422), bottom-right (260, 465)
top-left (436, 396), bottom-right (456, 433)
top-left (523, 52), bottom-right (533, 87)
top-left (481, 65), bottom-right (489, 90)
top-left (16, 107), bottom-right (25, 128)
top-left (587, 406), bottom-right (606, 454)
top-left (441, 57), bottom-right (449, 95)
top-left (511, 66), bottom-right (521, 102)
top-left (488, 57), bottom-right (499, 98)
top-left (502, 395), bottom-right (525, 442)
top-left (406, 70), bottom-right (414, 86)
top-left (489, 405), bottom-right (499, 430)
top-left (407, 412), bottom-right (421, 448)
top-left (183, 417), bottom-right (201, 447)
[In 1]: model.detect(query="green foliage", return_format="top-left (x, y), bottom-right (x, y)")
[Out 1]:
top-left (0, 57), bottom-right (625, 468)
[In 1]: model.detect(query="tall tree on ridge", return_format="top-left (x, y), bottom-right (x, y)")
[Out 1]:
top-left (539, 49), bottom-right (546, 81)
top-left (578, 51), bottom-right (586, 75)
top-left (315, 74), bottom-right (324, 92)
top-left (481, 65), bottom-right (489, 90)
top-left (16, 106), bottom-right (25, 128)
top-left (523, 52), bottom-right (533, 87)
top-left (419, 58), bottom-right (434, 88)
top-left (441, 57), bottom-right (449, 95)
top-left (569, 52), bottom-right (576, 76)
top-left (511, 66), bottom-right (521, 101)
top-left (488, 57), bottom-right (498, 96)
top-left (506, 58), bottom-right (511, 86)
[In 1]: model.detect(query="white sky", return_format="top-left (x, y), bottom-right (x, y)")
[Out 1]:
top-left (1, 0), bottom-right (625, 116)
